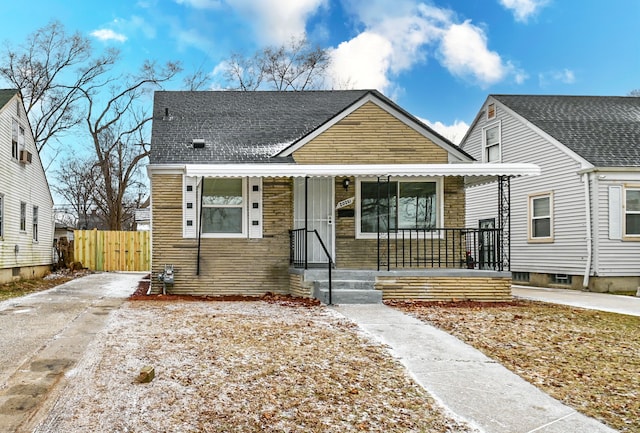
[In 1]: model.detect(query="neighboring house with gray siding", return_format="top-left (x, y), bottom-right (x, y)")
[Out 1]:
top-left (461, 95), bottom-right (640, 293)
top-left (0, 89), bottom-right (54, 283)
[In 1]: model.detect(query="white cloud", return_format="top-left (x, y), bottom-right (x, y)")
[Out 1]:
top-left (90, 29), bottom-right (128, 43)
top-left (498, 0), bottom-right (548, 22)
top-left (225, 0), bottom-right (327, 45)
top-left (174, 0), bottom-right (222, 9)
top-left (328, 2), bottom-right (519, 91)
top-left (439, 21), bottom-right (506, 87)
top-left (328, 32), bottom-right (393, 91)
top-left (421, 118), bottom-right (470, 145)
top-left (538, 68), bottom-right (576, 87)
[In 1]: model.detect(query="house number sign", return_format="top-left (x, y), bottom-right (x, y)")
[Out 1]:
top-left (336, 197), bottom-right (355, 209)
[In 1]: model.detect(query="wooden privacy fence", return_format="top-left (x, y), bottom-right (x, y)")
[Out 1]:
top-left (74, 230), bottom-right (151, 272)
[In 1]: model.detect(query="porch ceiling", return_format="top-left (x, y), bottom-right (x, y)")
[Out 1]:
top-left (182, 163), bottom-right (540, 178)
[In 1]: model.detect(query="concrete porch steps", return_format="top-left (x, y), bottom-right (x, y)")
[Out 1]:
top-left (304, 270), bottom-right (383, 305)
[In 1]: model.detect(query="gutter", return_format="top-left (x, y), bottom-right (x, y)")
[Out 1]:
top-left (582, 172), bottom-right (593, 289)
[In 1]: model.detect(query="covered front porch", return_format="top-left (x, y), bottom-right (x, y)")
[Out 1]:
top-left (185, 162), bottom-right (538, 303)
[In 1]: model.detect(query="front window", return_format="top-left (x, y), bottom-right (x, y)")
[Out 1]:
top-left (483, 123), bottom-right (501, 162)
top-left (202, 178), bottom-right (245, 235)
top-left (20, 202), bottom-right (26, 232)
top-left (32, 206), bottom-right (38, 242)
top-left (529, 193), bottom-right (553, 241)
top-left (359, 179), bottom-right (439, 236)
top-left (624, 188), bottom-right (640, 236)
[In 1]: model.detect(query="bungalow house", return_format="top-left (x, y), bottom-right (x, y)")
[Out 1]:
top-left (461, 95), bottom-right (640, 293)
top-left (0, 89), bottom-right (54, 283)
top-left (147, 90), bottom-right (538, 302)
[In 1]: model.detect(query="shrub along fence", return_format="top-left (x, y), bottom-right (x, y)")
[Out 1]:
top-left (74, 229), bottom-right (150, 272)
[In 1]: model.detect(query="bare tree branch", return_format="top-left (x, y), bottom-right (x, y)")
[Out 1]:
top-left (219, 36), bottom-right (329, 91)
top-left (0, 20), bottom-right (118, 153)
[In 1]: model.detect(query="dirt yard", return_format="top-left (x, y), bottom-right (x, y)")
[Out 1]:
top-left (33, 299), bottom-right (475, 433)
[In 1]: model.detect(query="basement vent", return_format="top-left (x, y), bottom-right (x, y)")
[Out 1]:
top-left (551, 274), bottom-right (572, 285)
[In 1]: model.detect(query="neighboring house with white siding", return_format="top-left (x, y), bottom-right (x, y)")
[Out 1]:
top-left (461, 95), bottom-right (640, 293)
top-left (0, 89), bottom-right (54, 283)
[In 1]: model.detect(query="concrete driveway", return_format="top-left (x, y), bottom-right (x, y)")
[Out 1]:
top-left (0, 272), bottom-right (143, 432)
top-left (513, 284), bottom-right (640, 316)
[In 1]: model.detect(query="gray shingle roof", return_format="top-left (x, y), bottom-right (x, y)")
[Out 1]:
top-left (0, 89), bottom-right (18, 110)
top-left (150, 90), bottom-right (372, 164)
top-left (150, 90), bottom-right (468, 165)
top-left (493, 95), bottom-right (640, 167)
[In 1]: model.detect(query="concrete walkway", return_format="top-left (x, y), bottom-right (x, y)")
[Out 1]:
top-left (0, 272), bottom-right (143, 433)
top-left (332, 304), bottom-right (617, 433)
top-left (512, 285), bottom-right (640, 317)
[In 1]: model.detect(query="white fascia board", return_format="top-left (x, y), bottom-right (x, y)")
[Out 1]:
top-left (146, 164), bottom-right (186, 176)
top-left (278, 93), bottom-right (473, 163)
top-left (184, 163), bottom-right (540, 178)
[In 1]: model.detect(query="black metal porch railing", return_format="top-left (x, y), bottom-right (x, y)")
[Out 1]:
top-left (289, 228), bottom-right (333, 304)
top-left (378, 227), bottom-right (504, 271)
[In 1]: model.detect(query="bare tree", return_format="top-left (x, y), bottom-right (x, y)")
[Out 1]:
top-left (0, 20), bottom-right (117, 153)
top-left (80, 60), bottom-right (181, 230)
top-left (629, 89), bottom-right (640, 97)
top-left (220, 36), bottom-right (330, 91)
top-left (52, 157), bottom-right (98, 228)
top-left (183, 63), bottom-right (213, 91)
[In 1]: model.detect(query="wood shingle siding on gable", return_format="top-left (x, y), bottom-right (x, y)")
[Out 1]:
top-left (292, 102), bottom-right (449, 164)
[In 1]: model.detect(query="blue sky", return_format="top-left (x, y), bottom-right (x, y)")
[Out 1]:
top-left (2, 0), bottom-right (638, 147)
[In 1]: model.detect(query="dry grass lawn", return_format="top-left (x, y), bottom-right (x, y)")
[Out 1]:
top-left (34, 300), bottom-right (475, 433)
top-left (389, 300), bottom-right (640, 433)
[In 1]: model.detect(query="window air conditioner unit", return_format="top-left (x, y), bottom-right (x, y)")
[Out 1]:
top-left (19, 150), bottom-right (32, 164)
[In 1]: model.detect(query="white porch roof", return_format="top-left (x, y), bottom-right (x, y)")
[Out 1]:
top-left (181, 163), bottom-right (540, 178)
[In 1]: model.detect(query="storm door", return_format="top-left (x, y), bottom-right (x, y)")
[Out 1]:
top-left (293, 177), bottom-right (335, 264)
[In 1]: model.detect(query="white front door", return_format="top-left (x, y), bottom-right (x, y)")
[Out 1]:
top-left (293, 178), bottom-right (334, 264)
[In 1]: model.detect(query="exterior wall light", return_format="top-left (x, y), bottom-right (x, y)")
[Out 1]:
top-left (342, 178), bottom-right (350, 191)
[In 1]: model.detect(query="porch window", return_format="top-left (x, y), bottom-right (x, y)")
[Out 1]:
top-left (529, 193), bottom-right (553, 241)
top-left (202, 178), bottom-right (245, 236)
top-left (624, 188), bottom-right (640, 236)
top-left (483, 123), bottom-right (501, 162)
top-left (358, 178), bottom-right (439, 237)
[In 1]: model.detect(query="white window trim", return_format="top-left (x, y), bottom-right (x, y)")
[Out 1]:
top-left (623, 185), bottom-right (640, 240)
top-left (200, 177), bottom-right (248, 239)
top-left (528, 192), bottom-right (554, 243)
top-left (355, 176), bottom-right (444, 240)
top-left (482, 121), bottom-right (502, 163)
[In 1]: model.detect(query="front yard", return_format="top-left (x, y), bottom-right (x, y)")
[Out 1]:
top-left (390, 300), bottom-right (640, 432)
top-left (34, 300), bottom-right (474, 433)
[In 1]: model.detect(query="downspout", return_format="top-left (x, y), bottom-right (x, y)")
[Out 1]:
top-left (582, 172), bottom-right (593, 289)
top-left (197, 176), bottom-right (204, 276)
